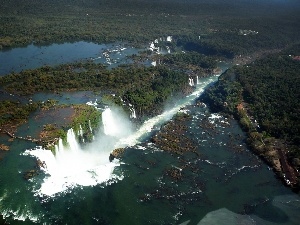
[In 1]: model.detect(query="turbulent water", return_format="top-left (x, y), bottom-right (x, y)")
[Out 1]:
top-left (0, 75), bottom-right (300, 224)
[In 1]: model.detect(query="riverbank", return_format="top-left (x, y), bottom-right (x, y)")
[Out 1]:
top-left (200, 49), bottom-right (300, 191)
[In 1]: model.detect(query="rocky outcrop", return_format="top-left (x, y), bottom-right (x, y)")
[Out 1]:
top-left (151, 112), bottom-right (198, 156)
top-left (23, 159), bottom-right (46, 180)
top-left (109, 148), bottom-right (125, 162)
top-left (0, 144), bottom-right (9, 151)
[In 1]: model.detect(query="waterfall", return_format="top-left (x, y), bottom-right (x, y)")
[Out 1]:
top-left (151, 61), bottom-right (157, 66)
top-left (132, 108), bottom-right (137, 119)
top-left (88, 120), bottom-right (93, 133)
top-left (25, 108), bottom-right (133, 196)
top-left (188, 77), bottom-right (194, 86)
top-left (196, 76), bottom-right (199, 84)
top-left (78, 125), bottom-right (84, 142)
top-left (166, 46), bottom-right (171, 54)
top-left (102, 108), bottom-right (127, 137)
top-left (86, 99), bottom-right (98, 107)
top-left (167, 36), bottom-right (172, 42)
top-left (130, 107), bottom-right (137, 119)
top-left (25, 75), bottom-right (221, 197)
top-left (116, 75), bottom-right (219, 147)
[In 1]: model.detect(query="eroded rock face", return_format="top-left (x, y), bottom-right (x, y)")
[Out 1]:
top-left (109, 148), bottom-right (125, 162)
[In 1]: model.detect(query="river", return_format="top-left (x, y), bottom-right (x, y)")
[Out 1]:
top-left (0, 41), bottom-right (140, 76)
top-left (0, 42), bottom-right (299, 224)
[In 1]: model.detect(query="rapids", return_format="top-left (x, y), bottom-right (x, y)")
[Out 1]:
top-left (0, 72), bottom-right (299, 225)
top-left (25, 75), bottom-right (220, 197)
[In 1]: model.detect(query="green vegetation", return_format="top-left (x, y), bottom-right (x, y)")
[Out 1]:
top-left (0, 100), bottom-right (40, 130)
top-left (201, 45), bottom-right (300, 188)
top-left (235, 55), bottom-right (300, 143)
top-left (0, 63), bottom-right (197, 118)
top-left (0, 0), bottom-right (300, 57)
top-left (71, 105), bottom-right (101, 142)
top-left (157, 52), bottom-right (217, 72)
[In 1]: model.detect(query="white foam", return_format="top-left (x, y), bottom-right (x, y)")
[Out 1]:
top-left (24, 75), bottom-right (220, 197)
top-left (24, 107), bottom-right (131, 197)
top-left (0, 195), bottom-right (41, 223)
top-left (25, 145), bottom-right (122, 197)
top-left (116, 76), bottom-right (218, 147)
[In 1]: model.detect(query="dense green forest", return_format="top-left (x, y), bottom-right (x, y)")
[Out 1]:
top-left (0, 61), bottom-right (196, 120)
top-left (202, 44), bottom-right (300, 187)
top-left (1, 0), bottom-right (300, 57)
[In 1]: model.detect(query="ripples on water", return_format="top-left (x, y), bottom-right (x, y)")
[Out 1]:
top-left (0, 74), bottom-right (299, 224)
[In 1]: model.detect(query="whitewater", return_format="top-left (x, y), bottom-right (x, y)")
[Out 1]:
top-left (25, 75), bottom-right (219, 197)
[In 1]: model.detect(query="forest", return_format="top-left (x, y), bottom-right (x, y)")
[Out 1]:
top-left (1, 0), bottom-right (300, 57)
top-left (201, 44), bottom-right (300, 188)
top-left (0, 60), bottom-right (200, 130)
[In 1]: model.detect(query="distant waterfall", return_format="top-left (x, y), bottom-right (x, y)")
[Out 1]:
top-left (196, 76), bottom-right (199, 84)
top-left (88, 120), bottom-right (94, 140)
top-left (166, 46), bottom-right (171, 54)
top-left (188, 77), bottom-right (195, 86)
top-left (130, 107), bottom-right (137, 119)
top-left (88, 120), bottom-right (92, 133)
top-left (78, 125), bottom-right (84, 142)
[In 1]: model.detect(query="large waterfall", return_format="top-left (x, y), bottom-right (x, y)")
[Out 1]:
top-left (26, 107), bottom-right (133, 197)
top-left (25, 75), bottom-right (220, 197)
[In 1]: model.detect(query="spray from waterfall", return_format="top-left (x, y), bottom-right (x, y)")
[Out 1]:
top-left (25, 106), bottom-right (133, 197)
top-left (25, 75), bottom-right (221, 197)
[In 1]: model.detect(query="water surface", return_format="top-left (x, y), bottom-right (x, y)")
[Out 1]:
top-left (0, 76), bottom-right (299, 225)
top-left (0, 41), bottom-right (140, 76)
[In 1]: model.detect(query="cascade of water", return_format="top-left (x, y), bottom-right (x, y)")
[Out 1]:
top-left (88, 120), bottom-right (94, 141)
top-left (103, 108), bottom-right (121, 137)
top-left (188, 77), bottom-right (194, 86)
top-left (78, 125), bottom-right (84, 142)
top-left (88, 120), bottom-right (92, 133)
top-left (86, 99), bottom-right (98, 107)
top-left (130, 107), bottom-right (137, 119)
top-left (66, 128), bottom-right (81, 153)
top-left (167, 36), bottom-right (172, 42)
top-left (132, 108), bottom-right (137, 119)
top-left (166, 46), bottom-right (171, 54)
top-left (25, 75), bottom-right (220, 197)
top-left (26, 111), bottom-right (127, 196)
top-left (196, 76), bottom-right (199, 84)
top-left (116, 75), bottom-right (219, 147)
